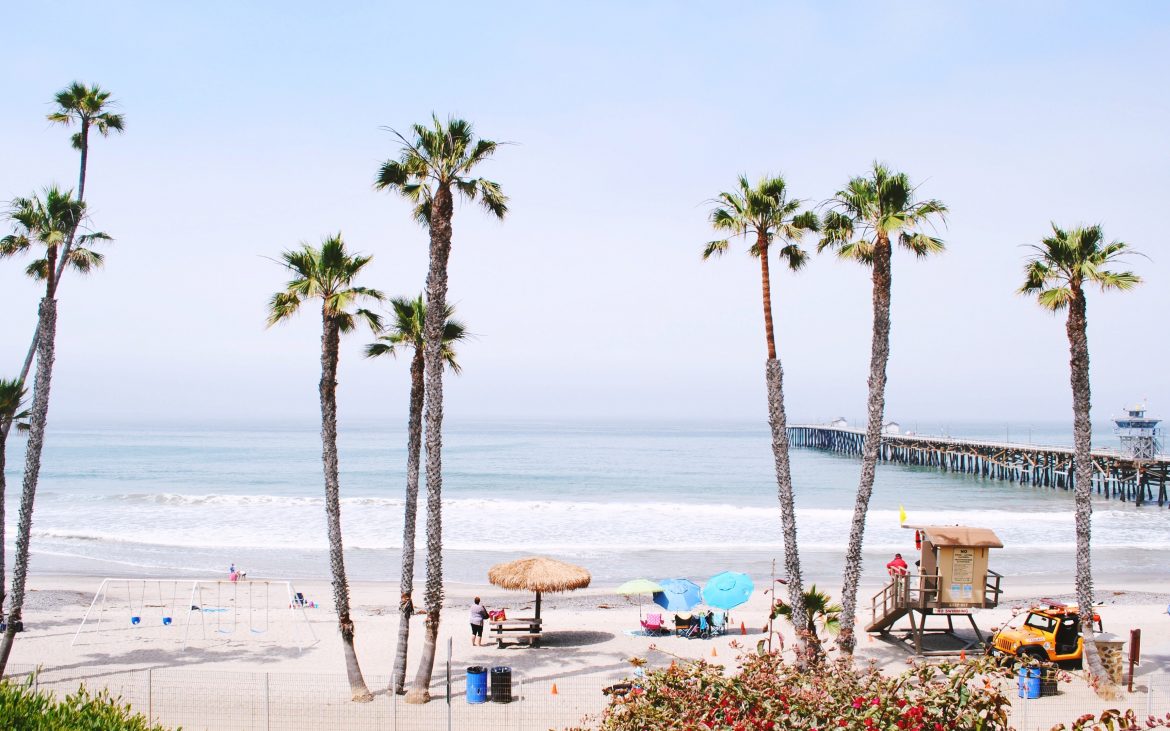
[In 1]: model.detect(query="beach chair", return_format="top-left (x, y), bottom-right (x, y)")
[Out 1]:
top-left (673, 613), bottom-right (694, 637)
top-left (640, 612), bottom-right (666, 636)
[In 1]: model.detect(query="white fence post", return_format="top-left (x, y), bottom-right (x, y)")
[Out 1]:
top-left (147, 667), bottom-right (153, 722)
top-left (264, 672), bottom-right (271, 731)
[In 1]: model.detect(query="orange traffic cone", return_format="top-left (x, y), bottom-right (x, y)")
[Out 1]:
top-left (740, 622), bottom-right (746, 636)
top-left (959, 650), bottom-right (967, 661)
top-left (551, 683), bottom-right (559, 695)
top-left (711, 646), bottom-right (718, 657)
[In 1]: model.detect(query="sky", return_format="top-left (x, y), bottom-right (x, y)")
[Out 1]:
top-left (1, 1), bottom-right (1168, 426)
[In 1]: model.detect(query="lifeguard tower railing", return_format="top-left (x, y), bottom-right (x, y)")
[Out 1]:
top-left (868, 570), bottom-right (1003, 634)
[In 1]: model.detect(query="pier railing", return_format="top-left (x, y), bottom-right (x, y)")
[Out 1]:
top-left (789, 425), bottom-right (1170, 506)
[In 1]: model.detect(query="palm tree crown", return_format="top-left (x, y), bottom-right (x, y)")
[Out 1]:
top-left (1, 187), bottom-right (110, 289)
top-left (1020, 224), bottom-right (1141, 308)
top-left (366, 296), bottom-right (468, 374)
top-left (267, 234), bottom-right (384, 331)
top-left (818, 162), bottom-right (947, 262)
top-left (47, 82), bottom-right (125, 152)
top-left (0, 380), bottom-right (29, 434)
top-left (375, 115), bottom-right (507, 224)
top-left (704, 174), bottom-right (819, 267)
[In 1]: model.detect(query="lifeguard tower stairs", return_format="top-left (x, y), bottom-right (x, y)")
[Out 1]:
top-left (866, 525), bottom-right (1004, 656)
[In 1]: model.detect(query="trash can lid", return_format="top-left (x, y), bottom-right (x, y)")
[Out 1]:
top-left (467, 666), bottom-right (486, 673)
top-left (491, 666), bottom-right (511, 673)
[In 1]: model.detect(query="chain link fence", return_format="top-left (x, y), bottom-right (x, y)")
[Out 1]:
top-left (2, 662), bottom-right (622, 730)
top-left (5, 661), bottom-right (1169, 729)
top-left (1009, 670), bottom-right (1170, 731)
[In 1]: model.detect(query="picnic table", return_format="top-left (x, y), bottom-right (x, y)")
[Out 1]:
top-left (489, 617), bottom-right (542, 648)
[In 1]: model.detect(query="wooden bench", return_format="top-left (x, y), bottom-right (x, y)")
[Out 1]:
top-left (489, 618), bottom-right (542, 648)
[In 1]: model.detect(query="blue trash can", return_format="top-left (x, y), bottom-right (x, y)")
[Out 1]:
top-left (1017, 667), bottom-right (1041, 699)
top-left (467, 666), bottom-right (488, 704)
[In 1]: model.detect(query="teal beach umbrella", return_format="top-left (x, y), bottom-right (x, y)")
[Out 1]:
top-left (702, 572), bottom-right (754, 610)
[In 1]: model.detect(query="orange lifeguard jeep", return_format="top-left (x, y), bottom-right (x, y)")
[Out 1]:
top-left (988, 600), bottom-right (1102, 668)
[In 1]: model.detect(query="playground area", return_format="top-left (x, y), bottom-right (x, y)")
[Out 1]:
top-left (71, 578), bottom-right (318, 652)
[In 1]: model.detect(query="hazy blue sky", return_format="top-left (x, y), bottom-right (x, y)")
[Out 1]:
top-left (1, 2), bottom-right (1167, 425)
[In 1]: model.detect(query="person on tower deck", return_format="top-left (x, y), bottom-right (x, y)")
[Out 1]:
top-left (886, 553), bottom-right (909, 578)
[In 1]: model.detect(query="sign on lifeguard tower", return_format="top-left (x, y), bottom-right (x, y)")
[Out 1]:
top-left (866, 524), bottom-right (1004, 655)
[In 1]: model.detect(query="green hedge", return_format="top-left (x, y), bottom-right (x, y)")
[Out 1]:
top-left (0, 674), bottom-right (173, 731)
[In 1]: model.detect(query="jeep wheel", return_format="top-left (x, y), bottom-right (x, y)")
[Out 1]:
top-left (1021, 647), bottom-right (1048, 663)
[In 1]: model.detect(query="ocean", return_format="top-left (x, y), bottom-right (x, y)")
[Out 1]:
top-left (4, 419), bottom-right (1168, 588)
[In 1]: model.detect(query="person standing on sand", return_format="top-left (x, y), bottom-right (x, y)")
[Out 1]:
top-left (469, 597), bottom-right (489, 646)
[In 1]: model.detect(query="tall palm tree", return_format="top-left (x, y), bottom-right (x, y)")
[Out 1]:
top-left (268, 234), bottom-right (384, 702)
top-left (366, 296), bottom-right (467, 695)
top-left (0, 380), bottom-right (29, 617)
top-left (1020, 224), bottom-right (1139, 697)
top-left (47, 82), bottom-right (125, 203)
top-left (375, 115), bottom-right (506, 703)
top-left (818, 163), bottom-right (946, 656)
top-left (0, 188), bottom-right (109, 672)
top-left (7, 84), bottom-right (126, 389)
top-left (703, 174), bottom-right (818, 657)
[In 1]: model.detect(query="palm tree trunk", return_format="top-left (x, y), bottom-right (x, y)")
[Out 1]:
top-left (1066, 289), bottom-right (1116, 697)
top-left (758, 235), bottom-right (778, 361)
top-left (0, 298), bottom-right (56, 673)
top-left (757, 234), bottom-right (813, 657)
top-left (837, 235), bottom-right (893, 657)
top-left (319, 312), bottom-right (372, 702)
top-left (0, 429), bottom-right (7, 616)
top-left (391, 348), bottom-right (425, 694)
top-left (49, 120), bottom-right (89, 297)
top-left (406, 184), bottom-right (455, 704)
top-left (77, 121), bottom-right (89, 202)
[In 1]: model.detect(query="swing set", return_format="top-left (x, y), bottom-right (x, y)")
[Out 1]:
top-left (72, 578), bottom-right (318, 652)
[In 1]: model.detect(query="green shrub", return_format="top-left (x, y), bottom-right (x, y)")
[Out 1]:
top-left (0, 674), bottom-right (173, 731)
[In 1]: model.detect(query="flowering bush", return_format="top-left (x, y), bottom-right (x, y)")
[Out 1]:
top-left (572, 651), bottom-right (1014, 731)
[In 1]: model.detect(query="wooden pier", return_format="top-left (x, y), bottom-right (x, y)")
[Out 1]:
top-left (787, 425), bottom-right (1170, 506)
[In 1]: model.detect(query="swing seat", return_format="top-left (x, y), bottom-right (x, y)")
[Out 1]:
top-left (131, 616), bottom-right (141, 625)
top-left (162, 617), bottom-right (173, 626)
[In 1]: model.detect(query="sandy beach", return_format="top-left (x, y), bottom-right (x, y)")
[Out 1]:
top-left (5, 571), bottom-right (1169, 730)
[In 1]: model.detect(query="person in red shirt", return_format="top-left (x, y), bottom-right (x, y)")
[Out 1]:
top-left (886, 553), bottom-right (909, 577)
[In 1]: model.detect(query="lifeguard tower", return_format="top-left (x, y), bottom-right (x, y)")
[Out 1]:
top-left (866, 525), bottom-right (1004, 655)
top-left (1114, 403), bottom-right (1161, 460)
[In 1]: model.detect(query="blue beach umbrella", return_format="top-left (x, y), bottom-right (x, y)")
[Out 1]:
top-left (653, 579), bottom-right (702, 612)
top-left (702, 572), bottom-right (754, 611)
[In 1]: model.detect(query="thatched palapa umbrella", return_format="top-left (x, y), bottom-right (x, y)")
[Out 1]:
top-left (487, 556), bottom-right (591, 622)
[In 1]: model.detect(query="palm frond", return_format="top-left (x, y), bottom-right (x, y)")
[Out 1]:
top-left (702, 240), bottom-right (730, 260)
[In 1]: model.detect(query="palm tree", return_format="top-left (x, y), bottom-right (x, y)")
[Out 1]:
top-left (267, 234), bottom-right (384, 702)
top-left (772, 584), bottom-right (842, 647)
top-left (0, 188), bottom-right (110, 672)
top-left (375, 115), bottom-right (506, 703)
top-left (1020, 224), bottom-right (1139, 697)
top-left (47, 82), bottom-right (125, 203)
top-left (365, 296), bottom-right (467, 695)
top-left (7, 84), bottom-right (126, 389)
top-left (0, 380), bottom-right (29, 618)
top-left (818, 163), bottom-right (946, 656)
top-left (703, 174), bottom-right (818, 657)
